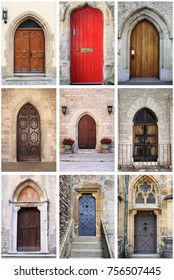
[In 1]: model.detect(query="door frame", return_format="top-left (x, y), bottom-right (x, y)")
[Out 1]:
top-left (5, 11), bottom-right (54, 77)
top-left (74, 184), bottom-right (104, 238)
top-left (9, 179), bottom-right (49, 253)
top-left (118, 8), bottom-right (171, 82)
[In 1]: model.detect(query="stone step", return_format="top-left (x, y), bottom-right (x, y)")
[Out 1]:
top-left (73, 236), bottom-right (101, 242)
top-left (131, 254), bottom-right (160, 258)
top-left (72, 241), bottom-right (102, 250)
top-left (77, 149), bottom-right (98, 154)
top-left (70, 248), bottom-right (103, 258)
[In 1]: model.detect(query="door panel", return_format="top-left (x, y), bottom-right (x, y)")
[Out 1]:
top-left (71, 5), bottom-right (103, 84)
top-left (79, 194), bottom-right (96, 236)
top-left (78, 115), bottom-right (96, 149)
top-left (17, 208), bottom-right (40, 251)
top-left (130, 20), bottom-right (159, 78)
top-left (17, 103), bottom-right (41, 161)
top-left (14, 28), bottom-right (45, 73)
top-left (134, 211), bottom-right (157, 254)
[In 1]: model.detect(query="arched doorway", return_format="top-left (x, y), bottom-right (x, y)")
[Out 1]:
top-left (14, 19), bottom-right (45, 73)
top-left (79, 194), bottom-right (96, 236)
top-left (17, 103), bottom-right (41, 161)
top-left (78, 115), bottom-right (96, 149)
top-left (133, 108), bottom-right (158, 162)
top-left (70, 5), bottom-right (103, 84)
top-left (130, 19), bottom-right (159, 78)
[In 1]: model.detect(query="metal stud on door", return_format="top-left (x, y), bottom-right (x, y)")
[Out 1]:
top-left (71, 5), bottom-right (103, 84)
top-left (79, 194), bottom-right (96, 236)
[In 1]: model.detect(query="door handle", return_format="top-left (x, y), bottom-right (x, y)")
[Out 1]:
top-left (131, 47), bottom-right (135, 60)
top-left (76, 48), bottom-right (80, 52)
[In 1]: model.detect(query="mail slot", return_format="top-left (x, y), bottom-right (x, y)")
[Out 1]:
top-left (81, 48), bottom-right (93, 53)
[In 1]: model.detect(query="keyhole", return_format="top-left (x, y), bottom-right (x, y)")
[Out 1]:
top-left (86, 205), bottom-right (88, 208)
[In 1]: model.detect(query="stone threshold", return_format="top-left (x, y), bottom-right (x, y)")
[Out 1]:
top-left (2, 253), bottom-right (56, 258)
top-left (131, 254), bottom-right (160, 258)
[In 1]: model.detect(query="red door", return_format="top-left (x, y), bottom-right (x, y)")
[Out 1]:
top-left (71, 5), bottom-right (103, 84)
top-left (78, 115), bottom-right (96, 149)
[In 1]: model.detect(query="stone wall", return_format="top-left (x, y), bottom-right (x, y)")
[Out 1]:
top-left (1, 175), bottom-right (56, 255)
top-left (59, 1), bottom-right (115, 84)
top-left (118, 88), bottom-right (173, 169)
top-left (118, 2), bottom-right (173, 82)
top-left (60, 88), bottom-right (115, 153)
top-left (2, 88), bottom-right (56, 162)
top-left (118, 175), bottom-right (173, 258)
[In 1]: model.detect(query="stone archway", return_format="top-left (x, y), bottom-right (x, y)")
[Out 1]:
top-left (9, 179), bottom-right (48, 253)
top-left (71, 109), bottom-right (102, 152)
top-left (118, 7), bottom-right (172, 82)
top-left (5, 11), bottom-right (53, 77)
top-left (128, 175), bottom-right (161, 256)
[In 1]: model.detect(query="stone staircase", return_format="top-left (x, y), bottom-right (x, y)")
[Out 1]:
top-left (70, 237), bottom-right (104, 258)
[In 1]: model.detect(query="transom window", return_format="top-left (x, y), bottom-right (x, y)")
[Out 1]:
top-left (18, 19), bottom-right (41, 29)
top-left (133, 108), bottom-right (158, 162)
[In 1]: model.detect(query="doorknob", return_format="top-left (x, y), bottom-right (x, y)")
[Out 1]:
top-left (76, 48), bottom-right (80, 52)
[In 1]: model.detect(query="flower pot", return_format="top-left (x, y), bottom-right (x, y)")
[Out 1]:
top-left (102, 143), bottom-right (110, 153)
top-left (64, 144), bottom-right (73, 154)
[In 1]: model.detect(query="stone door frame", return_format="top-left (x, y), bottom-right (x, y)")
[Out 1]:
top-left (9, 179), bottom-right (49, 253)
top-left (71, 109), bottom-right (102, 152)
top-left (5, 11), bottom-right (54, 77)
top-left (73, 184), bottom-right (104, 238)
top-left (118, 7), bottom-right (172, 81)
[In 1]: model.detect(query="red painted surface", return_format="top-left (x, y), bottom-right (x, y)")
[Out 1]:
top-left (71, 5), bottom-right (103, 84)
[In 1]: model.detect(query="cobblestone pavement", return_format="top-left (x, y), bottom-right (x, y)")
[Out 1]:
top-left (2, 162), bottom-right (56, 172)
top-left (60, 153), bottom-right (115, 172)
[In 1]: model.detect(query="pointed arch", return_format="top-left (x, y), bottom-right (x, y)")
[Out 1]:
top-left (5, 11), bottom-right (53, 76)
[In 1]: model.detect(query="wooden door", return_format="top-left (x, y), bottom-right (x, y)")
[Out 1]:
top-left (79, 194), bottom-right (96, 236)
top-left (134, 211), bottom-right (157, 254)
top-left (130, 20), bottom-right (159, 78)
top-left (17, 103), bottom-right (41, 161)
top-left (78, 115), bottom-right (96, 149)
top-left (133, 108), bottom-right (158, 162)
top-left (14, 20), bottom-right (45, 73)
top-left (71, 5), bottom-right (103, 84)
top-left (17, 208), bottom-right (40, 251)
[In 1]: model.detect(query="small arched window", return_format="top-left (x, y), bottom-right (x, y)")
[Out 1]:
top-left (133, 108), bottom-right (158, 162)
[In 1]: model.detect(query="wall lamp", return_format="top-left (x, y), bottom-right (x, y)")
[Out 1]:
top-left (2, 7), bottom-right (8, 24)
top-left (61, 106), bottom-right (67, 115)
top-left (107, 105), bottom-right (113, 115)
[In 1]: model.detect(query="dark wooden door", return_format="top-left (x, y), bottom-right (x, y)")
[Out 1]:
top-left (134, 211), bottom-right (157, 254)
top-left (17, 208), bottom-right (40, 251)
top-left (130, 20), bottom-right (159, 78)
top-left (71, 5), bottom-right (103, 84)
top-left (17, 103), bottom-right (41, 161)
top-left (133, 108), bottom-right (158, 162)
top-left (79, 194), bottom-right (96, 236)
top-left (78, 115), bottom-right (96, 149)
top-left (14, 28), bottom-right (45, 73)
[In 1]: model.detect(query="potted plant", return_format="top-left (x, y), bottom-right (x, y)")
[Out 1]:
top-left (63, 138), bottom-right (75, 154)
top-left (100, 137), bottom-right (112, 153)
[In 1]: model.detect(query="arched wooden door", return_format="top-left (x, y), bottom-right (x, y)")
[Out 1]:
top-left (71, 5), bottom-right (103, 84)
top-left (17, 103), bottom-right (41, 161)
top-left (14, 19), bottom-right (45, 73)
top-left (17, 207), bottom-right (40, 251)
top-left (79, 194), bottom-right (96, 236)
top-left (130, 20), bottom-right (159, 78)
top-left (133, 108), bottom-right (158, 162)
top-left (134, 211), bottom-right (157, 254)
top-left (78, 115), bottom-right (96, 149)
